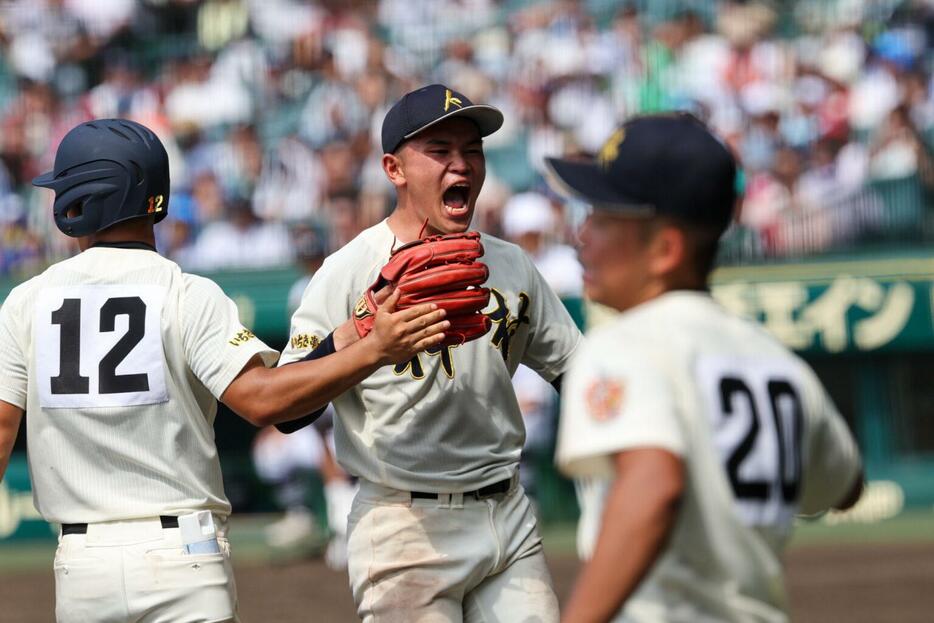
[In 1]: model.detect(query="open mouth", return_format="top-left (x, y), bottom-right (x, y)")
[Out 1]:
top-left (442, 183), bottom-right (471, 217)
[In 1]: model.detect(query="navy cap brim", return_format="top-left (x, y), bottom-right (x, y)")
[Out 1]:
top-left (32, 170), bottom-right (55, 187)
top-left (402, 104), bottom-right (504, 144)
top-left (544, 157), bottom-right (654, 214)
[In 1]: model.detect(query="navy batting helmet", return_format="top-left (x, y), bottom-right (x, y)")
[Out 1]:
top-left (33, 119), bottom-right (170, 237)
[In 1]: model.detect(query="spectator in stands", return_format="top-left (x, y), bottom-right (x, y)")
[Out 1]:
top-left (870, 104), bottom-right (934, 184)
top-left (183, 195), bottom-right (293, 271)
top-left (253, 136), bottom-right (326, 223)
top-left (1, 0), bottom-right (933, 276)
top-left (502, 191), bottom-right (582, 298)
top-left (298, 51), bottom-right (369, 149)
top-left (501, 190), bottom-right (582, 499)
top-left (742, 145), bottom-right (801, 236)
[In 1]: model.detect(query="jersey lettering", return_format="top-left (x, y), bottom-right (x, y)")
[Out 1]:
top-left (99, 297), bottom-right (150, 394)
top-left (393, 345), bottom-right (455, 379)
top-left (392, 288), bottom-right (532, 380)
top-left (698, 357), bottom-right (803, 527)
top-left (767, 379), bottom-right (804, 503)
top-left (426, 345), bottom-right (456, 378)
top-left (719, 377), bottom-right (769, 501)
top-left (391, 289), bottom-right (531, 380)
top-left (50, 298), bottom-right (90, 394)
top-left (393, 352), bottom-right (425, 379)
top-left (36, 285), bottom-right (169, 408)
top-left (488, 289), bottom-right (530, 363)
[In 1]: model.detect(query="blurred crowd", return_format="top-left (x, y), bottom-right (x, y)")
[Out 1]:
top-left (1, 0), bottom-right (933, 277)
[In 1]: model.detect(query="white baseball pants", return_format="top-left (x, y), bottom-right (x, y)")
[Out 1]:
top-left (53, 517), bottom-right (238, 623)
top-left (347, 477), bottom-right (559, 623)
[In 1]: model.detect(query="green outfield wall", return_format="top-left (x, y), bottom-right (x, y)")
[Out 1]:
top-left (711, 252), bottom-right (934, 354)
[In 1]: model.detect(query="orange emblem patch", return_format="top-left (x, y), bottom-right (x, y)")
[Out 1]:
top-left (585, 378), bottom-right (624, 421)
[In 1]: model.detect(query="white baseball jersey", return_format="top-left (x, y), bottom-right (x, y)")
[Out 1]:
top-left (280, 219), bottom-right (582, 492)
top-left (557, 291), bottom-right (861, 623)
top-left (0, 245), bottom-right (278, 524)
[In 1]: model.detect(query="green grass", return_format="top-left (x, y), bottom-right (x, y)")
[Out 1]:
top-left (1, 510), bottom-right (931, 575)
top-left (790, 509), bottom-right (934, 546)
top-left (0, 541), bottom-right (55, 573)
top-left (541, 523), bottom-right (578, 555)
top-left (542, 508), bottom-right (934, 556)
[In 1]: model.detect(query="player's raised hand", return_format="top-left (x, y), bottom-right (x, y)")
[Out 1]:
top-left (368, 289), bottom-right (449, 365)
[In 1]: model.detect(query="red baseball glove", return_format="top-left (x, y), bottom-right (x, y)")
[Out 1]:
top-left (353, 231), bottom-right (492, 347)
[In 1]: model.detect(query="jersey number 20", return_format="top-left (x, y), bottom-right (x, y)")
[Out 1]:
top-left (700, 358), bottom-right (805, 527)
top-left (718, 377), bottom-right (802, 505)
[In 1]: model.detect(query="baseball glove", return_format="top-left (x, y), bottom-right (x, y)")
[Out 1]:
top-left (353, 231), bottom-right (492, 347)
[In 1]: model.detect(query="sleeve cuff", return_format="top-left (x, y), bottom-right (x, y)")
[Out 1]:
top-left (211, 345), bottom-right (279, 400)
top-left (298, 333), bottom-right (336, 362)
top-left (559, 437), bottom-right (685, 478)
top-left (536, 331), bottom-right (583, 382)
top-left (0, 390), bottom-right (26, 411)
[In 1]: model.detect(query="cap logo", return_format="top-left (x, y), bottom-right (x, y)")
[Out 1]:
top-left (597, 128), bottom-right (626, 169)
top-left (443, 89), bottom-right (463, 112)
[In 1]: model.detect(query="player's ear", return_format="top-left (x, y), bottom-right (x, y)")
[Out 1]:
top-left (381, 153), bottom-right (406, 188)
top-left (648, 223), bottom-right (685, 278)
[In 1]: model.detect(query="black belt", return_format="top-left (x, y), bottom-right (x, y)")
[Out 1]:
top-left (61, 515), bottom-right (179, 535)
top-left (410, 478), bottom-right (512, 501)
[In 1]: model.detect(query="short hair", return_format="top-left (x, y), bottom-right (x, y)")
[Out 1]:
top-left (638, 216), bottom-right (724, 285)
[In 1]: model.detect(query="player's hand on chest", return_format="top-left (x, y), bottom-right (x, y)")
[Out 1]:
top-left (386, 284), bottom-right (533, 382)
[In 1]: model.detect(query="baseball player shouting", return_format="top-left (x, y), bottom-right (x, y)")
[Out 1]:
top-left (280, 84), bottom-right (582, 622)
top-left (0, 119), bottom-right (447, 623)
top-left (547, 114), bottom-right (864, 623)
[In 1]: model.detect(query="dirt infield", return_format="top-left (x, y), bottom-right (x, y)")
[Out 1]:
top-left (4, 542), bottom-right (934, 622)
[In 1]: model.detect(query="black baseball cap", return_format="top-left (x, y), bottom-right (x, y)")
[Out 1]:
top-left (545, 113), bottom-right (738, 232)
top-left (381, 84), bottom-right (504, 154)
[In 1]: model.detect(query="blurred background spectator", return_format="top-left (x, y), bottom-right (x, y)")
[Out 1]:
top-left (0, 0), bottom-right (932, 279)
top-left (500, 189), bottom-right (583, 500)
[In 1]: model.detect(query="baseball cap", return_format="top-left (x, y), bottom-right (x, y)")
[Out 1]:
top-left (381, 84), bottom-right (504, 154)
top-left (545, 113), bottom-right (737, 232)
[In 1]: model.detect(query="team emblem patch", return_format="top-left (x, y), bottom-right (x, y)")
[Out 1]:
top-left (585, 378), bottom-right (624, 421)
top-left (353, 296), bottom-right (372, 320)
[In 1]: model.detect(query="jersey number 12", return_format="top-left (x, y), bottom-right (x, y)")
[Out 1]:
top-left (36, 286), bottom-right (168, 409)
top-left (51, 297), bottom-right (149, 395)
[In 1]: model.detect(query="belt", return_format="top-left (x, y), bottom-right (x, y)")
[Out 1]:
top-left (61, 515), bottom-right (179, 536)
top-left (410, 478), bottom-right (512, 501)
